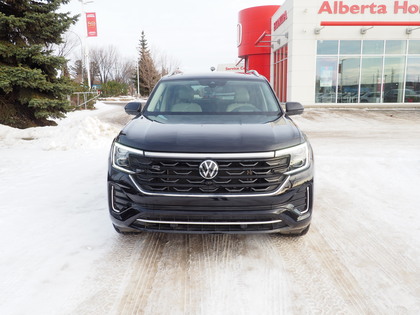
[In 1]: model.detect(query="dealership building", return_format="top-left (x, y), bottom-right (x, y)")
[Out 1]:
top-left (237, 0), bottom-right (420, 107)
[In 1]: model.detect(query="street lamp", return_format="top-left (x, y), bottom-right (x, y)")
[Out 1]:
top-left (67, 30), bottom-right (84, 85)
top-left (78, 0), bottom-right (94, 90)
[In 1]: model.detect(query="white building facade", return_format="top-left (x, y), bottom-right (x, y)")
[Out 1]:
top-left (270, 0), bottom-right (420, 106)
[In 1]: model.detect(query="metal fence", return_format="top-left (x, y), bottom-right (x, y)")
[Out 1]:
top-left (72, 91), bottom-right (100, 109)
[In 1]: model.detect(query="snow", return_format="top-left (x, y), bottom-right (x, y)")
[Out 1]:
top-left (0, 103), bottom-right (419, 314)
top-left (0, 103), bottom-right (121, 314)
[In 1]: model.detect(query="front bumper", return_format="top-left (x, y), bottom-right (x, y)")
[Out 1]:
top-left (108, 142), bottom-right (314, 235)
top-left (108, 173), bottom-right (313, 235)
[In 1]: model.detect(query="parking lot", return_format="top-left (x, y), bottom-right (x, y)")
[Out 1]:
top-left (1, 105), bottom-right (419, 314)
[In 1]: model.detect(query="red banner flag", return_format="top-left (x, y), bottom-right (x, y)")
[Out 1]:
top-left (86, 12), bottom-right (97, 37)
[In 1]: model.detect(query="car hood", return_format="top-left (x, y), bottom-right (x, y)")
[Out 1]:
top-left (116, 116), bottom-right (304, 153)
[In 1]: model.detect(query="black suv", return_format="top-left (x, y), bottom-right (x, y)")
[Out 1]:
top-left (108, 71), bottom-right (314, 236)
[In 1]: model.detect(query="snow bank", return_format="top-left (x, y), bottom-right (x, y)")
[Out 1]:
top-left (0, 102), bottom-right (121, 151)
top-left (0, 102), bottom-right (124, 314)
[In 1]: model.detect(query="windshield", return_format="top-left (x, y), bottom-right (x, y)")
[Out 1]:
top-left (143, 78), bottom-right (282, 124)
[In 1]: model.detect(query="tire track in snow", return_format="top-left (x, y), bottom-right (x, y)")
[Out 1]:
top-left (114, 233), bottom-right (167, 314)
top-left (68, 234), bottom-right (139, 315)
top-left (111, 233), bottom-right (292, 314)
top-left (256, 234), bottom-right (293, 314)
top-left (315, 193), bottom-right (420, 314)
top-left (269, 225), bottom-right (377, 314)
top-left (193, 234), bottom-right (240, 314)
top-left (307, 225), bottom-right (378, 313)
top-left (186, 234), bottom-right (292, 314)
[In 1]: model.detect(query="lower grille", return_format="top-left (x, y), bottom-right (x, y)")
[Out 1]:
top-left (132, 216), bottom-right (286, 233)
top-left (111, 186), bottom-right (131, 212)
top-left (129, 155), bottom-right (289, 196)
top-left (290, 186), bottom-right (310, 213)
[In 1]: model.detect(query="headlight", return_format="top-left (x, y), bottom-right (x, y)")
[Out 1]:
top-left (112, 142), bottom-right (144, 174)
top-left (275, 142), bottom-right (310, 175)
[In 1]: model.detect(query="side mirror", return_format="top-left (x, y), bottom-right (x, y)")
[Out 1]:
top-left (285, 102), bottom-right (304, 116)
top-left (124, 101), bottom-right (144, 115)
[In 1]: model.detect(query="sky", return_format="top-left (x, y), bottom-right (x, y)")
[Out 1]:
top-left (61, 0), bottom-right (285, 72)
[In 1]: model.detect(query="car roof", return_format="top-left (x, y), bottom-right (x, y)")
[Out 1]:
top-left (160, 71), bottom-right (266, 82)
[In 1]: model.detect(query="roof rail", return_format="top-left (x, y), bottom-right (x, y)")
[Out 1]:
top-left (246, 70), bottom-right (260, 77)
top-left (165, 69), bottom-right (183, 77)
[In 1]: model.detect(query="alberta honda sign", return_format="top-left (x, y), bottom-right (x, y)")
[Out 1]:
top-left (318, 1), bottom-right (420, 15)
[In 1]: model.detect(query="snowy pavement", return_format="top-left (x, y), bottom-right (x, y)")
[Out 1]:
top-left (0, 103), bottom-right (419, 314)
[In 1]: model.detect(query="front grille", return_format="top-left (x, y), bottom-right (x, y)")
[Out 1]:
top-left (129, 155), bottom-right (289, 195)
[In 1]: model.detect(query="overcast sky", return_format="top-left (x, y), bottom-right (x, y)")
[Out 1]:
top-left (61, 0), bottom-right (284, 72)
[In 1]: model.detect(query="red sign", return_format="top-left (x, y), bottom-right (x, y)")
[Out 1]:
top-left (86, 12), bottom-right (97, 37)
top-left (274, 11), bottom-right (288, 30)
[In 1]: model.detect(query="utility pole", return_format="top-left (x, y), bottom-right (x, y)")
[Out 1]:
top-left (137, 58), bottom-right (140, 96)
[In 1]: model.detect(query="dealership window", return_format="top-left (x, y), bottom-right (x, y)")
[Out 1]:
top-left (315, 57), bottom-right (338, 103)
top-left (408, 40), bottom-right (420, 54)
top-left (339, 40), bottom-right (361, 55)
top-left (273, 44), bottom-right (288, 102)
top-left (385, 40), bottom-right (406, 55)
top-left (315, 40), bottom-right (420, 104)
top-left (360, 57), bottom-right (383, 103)
top-left (338, 57), bottom-right (360, 103)
top-left (317, 40), bottom-right (338, 55)
top-left (363, 40), bottom-right (384, 55)
top-left (405, 56), bottom-right (420, 102)
top-left (383, 57), bottom-right (405, 103)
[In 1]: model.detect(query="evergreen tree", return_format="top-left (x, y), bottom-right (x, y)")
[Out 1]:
top-left (70, 59), bottom-right (85, 84)
top-left (137, 31), bottom-right (159, 96)
top-left (101, 80), bottom-right (128, 97)
top-left (0, 0), bottom-right (78, 128)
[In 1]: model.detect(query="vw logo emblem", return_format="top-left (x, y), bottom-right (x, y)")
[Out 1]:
top-left (199, 160), bottom-right (218, 180)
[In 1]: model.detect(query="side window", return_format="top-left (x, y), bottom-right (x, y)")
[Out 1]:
top-left (147, 83), bottom-right (167, 112)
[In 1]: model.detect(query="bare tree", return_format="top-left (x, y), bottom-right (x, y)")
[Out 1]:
top-left (46, 31), bottom-right (81, 59)
top-left (59, 30), bottom-right (178, 94)
top-left (153, 47), bottom-right (181, 77)
top-left (46, 31), bottom-right (83, 78)
top-left (58, 32), bottom-right (82, 58)
top-left (90, 45), bottom-right (118, 84)
top-left (114, 59), bottom-right (135, 85)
